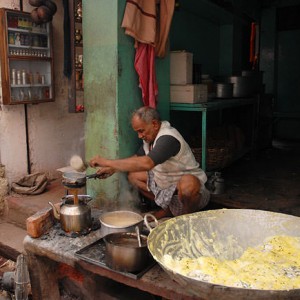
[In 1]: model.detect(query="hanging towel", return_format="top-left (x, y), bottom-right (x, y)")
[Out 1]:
top-left (121, 0), bottom-right (157, 45)
top-left (134, 43), bottom-right (158, 108)
top-left (249, 22), bottom-right (256, 69)
top-left (155, 0), bottom-right (175, 58)
top-left (122, 0), bottom-right (175, 108)
top-left (121, 0), bottom-right (175, 58)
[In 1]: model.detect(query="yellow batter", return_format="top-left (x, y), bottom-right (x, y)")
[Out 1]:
top-left (162, 235), bottom-right (300, 290)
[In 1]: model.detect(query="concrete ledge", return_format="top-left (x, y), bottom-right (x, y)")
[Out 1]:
top-left (0, 222), bottom-right (27, 259)
top-left (5, 179), bottom-right (66, 229)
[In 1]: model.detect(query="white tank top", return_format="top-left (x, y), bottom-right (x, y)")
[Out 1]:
top-left (143, 121), bottom-right (207, 189)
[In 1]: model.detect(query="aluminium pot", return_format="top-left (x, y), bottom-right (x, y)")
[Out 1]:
top-left (103, 231), bottom-right (151, 272)
top-left (225, 76), bottom-right (255, 98)
top-left (99, 210), bottom-right (144, 236)
top-left (215, 83), bottom-right (233, 98)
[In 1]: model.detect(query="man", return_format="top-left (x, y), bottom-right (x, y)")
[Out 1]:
top-left (89, 106), bottom-right (210, 219)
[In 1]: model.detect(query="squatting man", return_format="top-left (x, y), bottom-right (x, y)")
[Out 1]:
top-left (89, 106), bottom-right (210, 219)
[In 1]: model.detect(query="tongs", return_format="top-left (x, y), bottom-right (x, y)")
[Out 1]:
top-left (86, 173), bottom-right (99, 179)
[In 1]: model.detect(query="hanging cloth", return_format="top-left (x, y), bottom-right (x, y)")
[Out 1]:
top-left (249, 22), bottom-right (256, 69)
top-left (134, 43), bottom-right (158, 108)
top-left (155, 0), bottom-right (175, 58)
top-left (121, 0), bottom-right (175, 108)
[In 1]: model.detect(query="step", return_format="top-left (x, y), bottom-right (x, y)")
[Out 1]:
top-left (0, 221), bottom-right (27, 260)
top-left (5, 179), bottom-right (66, 230)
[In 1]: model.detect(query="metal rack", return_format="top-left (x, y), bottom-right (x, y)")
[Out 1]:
top-left (170, 97), bottom-right (259, 171)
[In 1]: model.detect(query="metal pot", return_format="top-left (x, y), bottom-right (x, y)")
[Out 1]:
top-left (225, 76), bottom-right (255, 98)
top-left (103, 231), bottom-right (151, 272)
top-left (147, 209), bottom-right (300, 299)
top-left (99, 210), bottom-right (144, 236)
top-left (49, 196), bottom-right (92, 233)
top-left (215, 83), bottom-right (233, 98)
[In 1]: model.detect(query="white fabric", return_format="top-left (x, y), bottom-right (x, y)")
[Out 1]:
top-left (143, 121), bottom-right (207, 189)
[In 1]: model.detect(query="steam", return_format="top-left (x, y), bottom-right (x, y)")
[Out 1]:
top-left (70, 155), bottom-right (87, 172)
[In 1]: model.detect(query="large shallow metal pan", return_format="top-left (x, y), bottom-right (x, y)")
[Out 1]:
top-left (147, 209), bottom-right (300, 300)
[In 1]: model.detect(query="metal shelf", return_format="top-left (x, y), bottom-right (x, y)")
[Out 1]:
top-left (170, 97), bottom-right (259, 171)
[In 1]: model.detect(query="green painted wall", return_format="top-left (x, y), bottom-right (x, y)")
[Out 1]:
top-left (170, 9), bottom-right (220, 76)
top-left (83, 0), bottom-right (170, 206)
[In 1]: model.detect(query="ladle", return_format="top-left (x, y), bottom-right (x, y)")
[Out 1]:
top-left (135, 225), bottom-right (142, 247)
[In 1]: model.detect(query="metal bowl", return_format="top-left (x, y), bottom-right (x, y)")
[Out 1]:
top-left (147, 209), bottom-right (300, 299)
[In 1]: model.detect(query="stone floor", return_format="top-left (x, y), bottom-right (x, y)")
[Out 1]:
top-left (208, 138), bottom-right (300, 217)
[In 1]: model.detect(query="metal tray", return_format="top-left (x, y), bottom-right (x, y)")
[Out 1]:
top-left (75, 237), bottom-right (156, 279)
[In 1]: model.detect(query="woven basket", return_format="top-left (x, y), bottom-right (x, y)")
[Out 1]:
top-left (192, 140), bottom-right (233, 170)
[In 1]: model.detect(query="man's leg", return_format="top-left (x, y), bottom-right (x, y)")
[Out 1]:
top-left (128, 171), bottom-right (154, 200)
top-left (128, 171), bottom-right (172, 219)
top-left (176, 174), bottom-right (209, 214)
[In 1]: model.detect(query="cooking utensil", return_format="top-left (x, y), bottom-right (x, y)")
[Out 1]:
top-left (135, 225), bottom-right (142, 247)
top-left (48, 196), bottom-right (92, 233)
top-left (215, 83), bottom-right (233, 98)
top-left (144, 213), bottom-right (159, 232)
top-left (146, 209), bottom-right (300, 299)
top-left (62, 171), bottom-right (98, 188)
top-left (99, 210), bottom-right (144, 236)
top-left (103, 231), bottom-right (151, 272)
top-left (224, 76), bottom-right (256, 98)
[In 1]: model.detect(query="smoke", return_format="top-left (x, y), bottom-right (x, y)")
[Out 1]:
top-left (118, 173), bottom-right (141, 212)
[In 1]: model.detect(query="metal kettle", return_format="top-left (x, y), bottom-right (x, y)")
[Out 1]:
top-left (207, 172), bottom-right (225, 195)
top-left (49, 195), bottom-right (92, 233)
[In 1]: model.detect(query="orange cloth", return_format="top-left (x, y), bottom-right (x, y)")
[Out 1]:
top-left (121, 0), bottom-right (175, 108)
top-left (250, 22), bottom-right (256, 67)
top-left (155, 0), bottom-right (175, 58)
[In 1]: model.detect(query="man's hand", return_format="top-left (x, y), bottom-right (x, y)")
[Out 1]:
top-left (89, 155), bottom-right (107, 168)
top-left (96, 166), bottom-right (115, 179)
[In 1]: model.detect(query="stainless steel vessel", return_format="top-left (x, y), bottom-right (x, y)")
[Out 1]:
top-left (49, 195), bottom-right (92, 233)
top-left (99, 210), bottom-right (144, 236)
top-left (215, 83), bottom-right (233, 98)
top-left (147, 209), bottom-right (300, 300)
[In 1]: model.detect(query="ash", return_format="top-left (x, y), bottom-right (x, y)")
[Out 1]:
top-left (40, 217), bottom-right (101, 240)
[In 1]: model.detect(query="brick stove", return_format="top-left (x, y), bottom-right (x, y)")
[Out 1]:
top-left (24, 207), bottom-right (199, 300)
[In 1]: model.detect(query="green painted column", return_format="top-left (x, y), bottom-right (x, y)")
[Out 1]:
top-left (83, 0), bottom-right (170, 207)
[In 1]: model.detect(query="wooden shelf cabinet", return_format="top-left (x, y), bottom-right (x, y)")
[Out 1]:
top-left (0, 8), bottom-right (54, 105)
